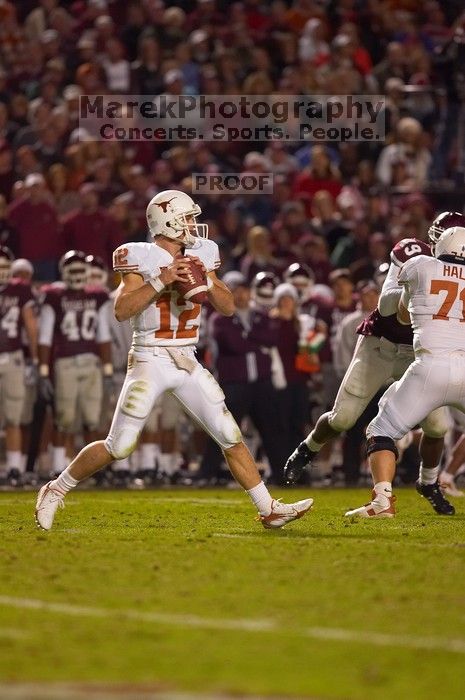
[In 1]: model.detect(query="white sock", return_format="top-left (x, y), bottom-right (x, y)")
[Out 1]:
top-left (304, 433), bottom-right (323, 452)
top-left (113, 457), bottom-right (131, 472)
top-left (316, 456), bottom-right (331, 476)
top-left (140, 443), bottom-right (159, 470)
top-left (7, 450), bottom-right (23, 472)
top-left (169, 453), bottom-right (182, 474)
top-left (158, 453), bottom-right (181, 476)
top-left (374, 481), bottom-right (392, 506)
top-left (129, 449), bottom-right (140, 472)
top-left (52, 447), bottom-right (67, 475)
top-left (50, 468), bottom-right (79, 496)
top-left (247, 481), bottom-right (273, 515)
top-left (440, 471), bottom-right (453, 485)
top-left (419, 465), bottom-right (439, 485)
top-left (157, 454), bottom-right (169, 476)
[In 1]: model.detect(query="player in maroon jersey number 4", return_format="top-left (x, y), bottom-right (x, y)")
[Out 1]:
top-left (0, 245), bottom-right (38, 484)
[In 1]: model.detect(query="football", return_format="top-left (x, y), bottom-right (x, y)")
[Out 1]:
top-left (174, 256), bottom-right (208, 304)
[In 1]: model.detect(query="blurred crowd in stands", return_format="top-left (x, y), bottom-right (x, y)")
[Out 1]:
top-left (2, 0), bottom-right (465, 487)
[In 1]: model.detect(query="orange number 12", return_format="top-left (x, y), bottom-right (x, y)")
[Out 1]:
top-left (154, 294), bottom-right (201, 339)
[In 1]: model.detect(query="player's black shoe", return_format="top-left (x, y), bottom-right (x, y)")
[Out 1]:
top-left (284, 442), bottom-right (314, 485)
top-left (7, 469), bottom-right (23, 487)
top-left (415, 480), bottom-right (455, 515)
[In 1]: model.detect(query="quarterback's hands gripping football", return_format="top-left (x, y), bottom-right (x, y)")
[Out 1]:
top-left (158, 259), bottom-right (192, 286)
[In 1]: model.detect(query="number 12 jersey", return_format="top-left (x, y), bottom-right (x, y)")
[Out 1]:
top-left (112, 239), bottom-right (220, 348)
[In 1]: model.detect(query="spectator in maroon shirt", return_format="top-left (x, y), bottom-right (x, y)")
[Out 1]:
top-left (310, 190), bottom-right (349, 253)
top-left (46, 163), bottom-right (80, 218)
top-left (7, 173), bottom-right (60, 280)
top-left (91, 158), bottom-right (123, 207)
top-left (123, 164), bottom-right (156, 233)
top-left (292, 145), bottom-right (342, 216)
top-left (151, 160), bottom-right (175, 192)
top-left (272, 200), bottom-right (313, 247)
top-left (297, 234), bottom-right (333, 286)
top-left (0, 141), bottom-right (15, 201)
top-left (0, 194), bottom-right (18, 255)
top-left (240, 225), bottom-right (281, 283)
top-left (61, 183), bottom-right (124, 267)
top-left (14, 145), bottom-right (42, 181)
top-left (187, 0), bottom-right (225, 33)
top-left (32, 124), bottom-right (64, 170)
top-left (130, 35), bottom-right (164, 94)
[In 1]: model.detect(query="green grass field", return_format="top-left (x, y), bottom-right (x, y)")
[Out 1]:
top-left (1, 487), bottom-right (465, 699)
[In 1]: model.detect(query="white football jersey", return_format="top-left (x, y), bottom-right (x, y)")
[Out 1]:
top-left (399, 255), bottom-right (465, 354)
top-left (113, 239), bottom-right (220, 347)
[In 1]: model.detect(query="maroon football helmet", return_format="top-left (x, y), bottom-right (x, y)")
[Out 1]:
top-left (428, 212), bottom-right (465, 245)
top-left (251, 271), bottom-right (279, 309)
top-left (283, 262), bottom-right (315, 301)
top-left (390, 238), bottom-right (432, 267)
top-left (85, 254), bottom-right (108, 287)
top-left (59, 250), bottom-right (89, 290)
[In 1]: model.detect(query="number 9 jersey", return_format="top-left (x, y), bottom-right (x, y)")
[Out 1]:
top-left (113, 239), bottom-right (220, 348)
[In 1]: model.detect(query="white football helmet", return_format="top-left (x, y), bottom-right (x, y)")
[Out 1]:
top-left (434, 226), bottom-right (465, 262)
top-left (146, 190), bottom-right (208, 248)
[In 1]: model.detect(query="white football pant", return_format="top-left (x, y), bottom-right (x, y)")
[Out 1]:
top-left (329, 335), bottom-right (448, 438)
top-left (104, 347), bottom-right (241, 460)
top-left (367, 351), bottom-right (465, 440)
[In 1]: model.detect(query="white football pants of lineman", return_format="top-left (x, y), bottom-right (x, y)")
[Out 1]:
top-left (367, 351), bottom-right (465, 441)
top-left (104, 346), bottom-right (242, 460)
top-left (328, 335), bottom-right (449, 439)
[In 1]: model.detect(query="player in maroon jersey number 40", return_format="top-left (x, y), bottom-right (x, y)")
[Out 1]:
top-left (37, 250), bottom-right (113, 478)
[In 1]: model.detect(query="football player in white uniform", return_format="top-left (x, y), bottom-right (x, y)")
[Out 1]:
top-left (284, 234), bottom-right (450, 496)
top-left (347, 226), bottom-right (465, 518)
top-left (36, 190), bottom-right (312, 529)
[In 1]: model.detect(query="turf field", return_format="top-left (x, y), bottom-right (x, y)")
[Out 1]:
top-left (0, 487), bottom-right (465, 700)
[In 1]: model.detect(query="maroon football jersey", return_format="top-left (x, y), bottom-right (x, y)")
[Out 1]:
top-left (0, 280), bottom-right (34, 353)
top-left (41, 285), bottom-right (110, 360)
top-left (358, 239), bottom-right (431, 345)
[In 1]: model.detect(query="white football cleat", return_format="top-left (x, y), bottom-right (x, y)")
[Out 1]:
top-left (258, 498), bottom-right (313, 529)
top-left (439, 479), bottom-right (464, 498)
top-left (35, 482), bottom-right (65, 531)
top-left (345, 490), bottom-right (396, 518)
